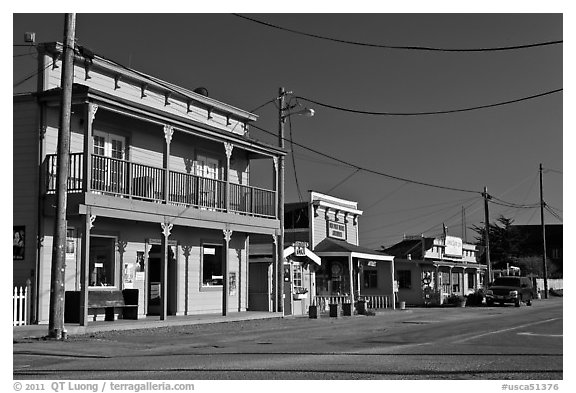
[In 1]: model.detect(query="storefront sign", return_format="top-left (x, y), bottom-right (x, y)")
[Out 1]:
top-left (444, 235), bottom-right (463, 257)
top-left (327, 220), bottom-right (346, 240)
top-left (294, 241), bottom-right (308, 256)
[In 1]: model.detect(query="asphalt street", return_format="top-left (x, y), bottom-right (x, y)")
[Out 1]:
top-left (13, 297), bottom-right (562, 380)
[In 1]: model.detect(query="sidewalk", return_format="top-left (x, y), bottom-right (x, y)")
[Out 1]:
top-left (13, 311), bottom-right (284, 340)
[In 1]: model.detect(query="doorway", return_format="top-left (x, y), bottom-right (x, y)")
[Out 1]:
top-left (147, 244), bottom-right (177, 316)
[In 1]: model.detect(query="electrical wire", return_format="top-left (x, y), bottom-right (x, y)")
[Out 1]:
top-left (544, 167), bottom-right (563, 175)
top-left (295, 89), bottom-right (562, 117)
top-left (325, 168), bottom-right (361, 194)
top-left (232, 14), bottom-right (563, 52)
top-left (249, 122), bottom-right (480, 195)
top-left (287, 109), bottom-right (303, 202)
top-left (363, 181), bottom-right (409, 211)
top-left (13, 62), bottom-right (52, 88)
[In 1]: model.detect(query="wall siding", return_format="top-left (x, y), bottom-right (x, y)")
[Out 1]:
top-left (13, 99), bottom-right (39, 288)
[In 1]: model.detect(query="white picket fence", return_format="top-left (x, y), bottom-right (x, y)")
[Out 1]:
top-left (314, 295), bottom-right (390, 311)
top-left (13, 280), bottom-right (31, 326)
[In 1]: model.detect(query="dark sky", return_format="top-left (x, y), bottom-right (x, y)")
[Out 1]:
top-left (12, 13), bottom-right (563, 248)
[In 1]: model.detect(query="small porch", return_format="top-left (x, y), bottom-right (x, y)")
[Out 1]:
top-left (313, 238), bottom-right (395, 311)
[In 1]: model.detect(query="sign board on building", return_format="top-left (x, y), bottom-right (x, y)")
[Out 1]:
top-left (327, 220), bottom-right (346, 240)
top-left (444, 235), bottom-right (463, 257)
top-left (294, 241), bottom-right (309, 257)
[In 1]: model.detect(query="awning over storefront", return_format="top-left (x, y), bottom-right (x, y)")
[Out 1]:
top-left (313, 238), bottom-right (394, 262)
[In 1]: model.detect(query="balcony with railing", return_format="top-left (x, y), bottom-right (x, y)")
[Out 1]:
top-left (45, 153), bottom-right (277, 219)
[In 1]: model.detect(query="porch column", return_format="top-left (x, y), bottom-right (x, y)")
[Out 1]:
top-left (160, 221), bottom-right (173, 320)
top-left (272, 157), bottom-right (279, 219)
top-left (79, 210), bottom-right (95, 326)
top-left (163, 125), bottom-right (173, 204)
top-left (224, 142), bottom-right (233, 212)
top-left (449, 267), bottom-right (453, 295)
top-left (82, 104), bottom-right (97, 193)
top-left (271, 233), bottom-right (278, 312)
top-left (390, 258), bottom-right (395, 310)
top-left (434, 265), bottom-right (440, 295)
top-left (223, 228), bottom-right (233, 316)
top-left (348, 255), bottom-right (355, 306)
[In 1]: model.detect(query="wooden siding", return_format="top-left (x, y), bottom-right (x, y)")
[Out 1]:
top-left (13, 98), bottom-right (39, 288)
top-left (311, 206), bottom-right (359, 248)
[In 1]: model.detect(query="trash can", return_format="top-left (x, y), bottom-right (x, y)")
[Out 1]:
top-left (342, 303), bottom-right (352, 316)
top-left (309, 305), bottom-right (318, 319)
top-left (399, 301), bottom-right (406, 310)
top-left (355, 299), bottom-right (366, 315)
top-left (329, 303), bottom-right (340, 318)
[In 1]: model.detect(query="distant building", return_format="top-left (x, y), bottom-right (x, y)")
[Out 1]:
top-left (383, 234), bottom-right (486, 306)
top-left (249, 191), bottom-right (395, 315)
top-left (13, 42), bottom-right (284, 325)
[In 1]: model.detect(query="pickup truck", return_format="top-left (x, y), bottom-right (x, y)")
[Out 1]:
top-left (485, 276), bottom-right (534, 307)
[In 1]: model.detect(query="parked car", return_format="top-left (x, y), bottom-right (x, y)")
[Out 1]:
top-left (485, 276), bottom-right (534, 307)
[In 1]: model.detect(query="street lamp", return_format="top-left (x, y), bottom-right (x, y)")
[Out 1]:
top-left (277, 87), bottom-right (314, 315)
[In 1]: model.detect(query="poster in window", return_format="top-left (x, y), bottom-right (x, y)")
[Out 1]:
top-left (229, 272), bottom-right (237, 296)
top-left (66, 229), bottom-right (76, 259)
top-left (13, 226), bottom-right (25, 260)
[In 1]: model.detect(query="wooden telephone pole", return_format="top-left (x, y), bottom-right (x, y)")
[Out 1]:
top-left (539, 163), bottom-right (549, 299)
top-left (483, 187), bottom-right (492, 284)
top-left (48, 13), bottom-right (76, 339)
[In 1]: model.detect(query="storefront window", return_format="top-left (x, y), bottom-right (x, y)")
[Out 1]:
top-left (397, 270), bottom-right (412, 289)
top-left (363, 269), bottom-right (378, 288)
top-left (89, 236), bottom-right (116, 287)
top-left (467, 272), bottom-right (475, 289)
top-left (202, 244), bottom-right (223, 286)
top-left (293, 264), bottom-right (303, 288)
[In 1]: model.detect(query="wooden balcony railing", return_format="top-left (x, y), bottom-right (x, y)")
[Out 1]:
top-left (45, 153), bottom-right (277, 218)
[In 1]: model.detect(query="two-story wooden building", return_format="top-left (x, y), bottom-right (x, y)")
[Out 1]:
top-left (13, 42), bottom-right (284, 325)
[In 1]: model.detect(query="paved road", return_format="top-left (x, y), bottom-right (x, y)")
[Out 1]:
top-left (13, 298), bottom-right (562, 380)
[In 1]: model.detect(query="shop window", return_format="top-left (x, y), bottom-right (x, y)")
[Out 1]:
top-left (202, 244), bottom-right (223, 286)
top-left (89, 236), bottom-right (116, 287)
top-left (293, 264), bottom-right (303, 288)
top-left (397, 270), bottom-right (412, 289)
top-left (363, 269), bottom-right (378, 288)
top-left (452, 272), bottom-right (460, 292)
top-left (467, 272), bottom-right (475, 289)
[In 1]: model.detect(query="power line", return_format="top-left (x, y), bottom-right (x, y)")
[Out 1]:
top-left (232, 14), bottom-right (563, 52)
top-left (249, 122), bottom-right (480, 195)
top-left (544, 167), bottom-right (563, 175)
top-left (325, 168), bottom-right (361, 194)
top-left (13, 62), bottom-right (52, 88)
top-left (287, 111), bottom-right (303, 202)
top-left (296, 89), bottom-right (562, 117)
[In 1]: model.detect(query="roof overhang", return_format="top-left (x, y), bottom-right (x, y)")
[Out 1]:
top-left (315, 251), bottom-right (394, 262)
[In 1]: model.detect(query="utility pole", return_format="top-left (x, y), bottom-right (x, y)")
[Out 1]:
top-left (277, 87), bottom-right (286, 314)
top-left (539, 163), bottom-right (549, 299)
top-left (48, 13), bottom-right (76, 339)
top-left (483, 187), bottom-right (492, 284)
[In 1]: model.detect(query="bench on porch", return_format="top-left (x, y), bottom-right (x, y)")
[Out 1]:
top-left (65, 289), bottom-right (139, 323)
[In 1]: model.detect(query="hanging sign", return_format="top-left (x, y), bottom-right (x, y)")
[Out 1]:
top-left (294, 241), bottom-right (309, 257)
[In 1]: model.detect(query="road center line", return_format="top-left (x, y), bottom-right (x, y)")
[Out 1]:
top-left (517, 332), bottom-right (563, 337)
top-left (453, 318), bottom-right (560, 344)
